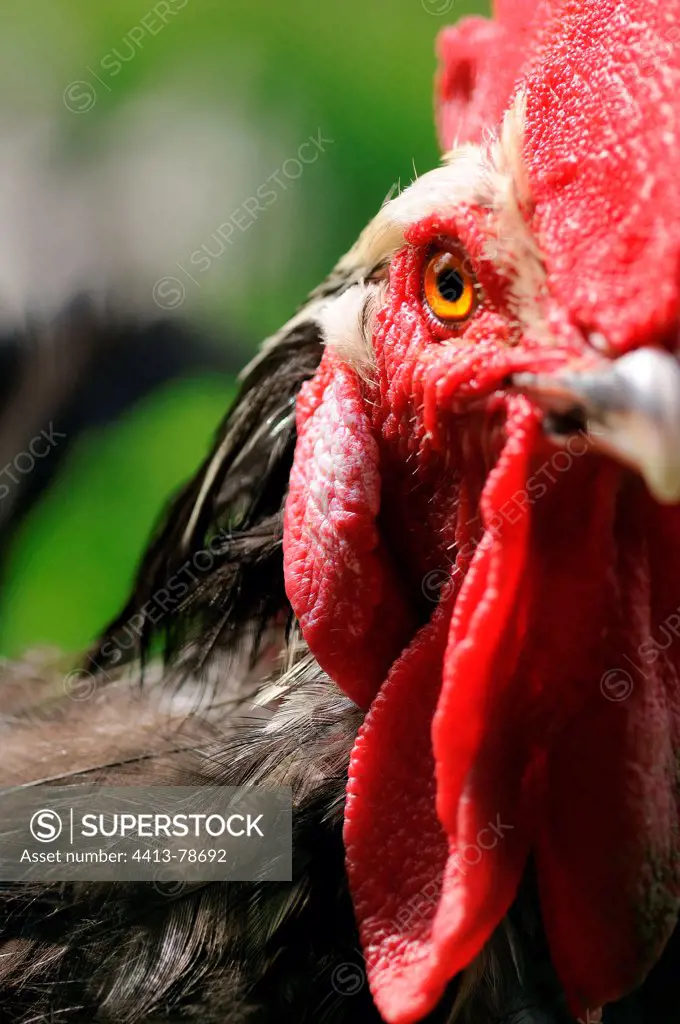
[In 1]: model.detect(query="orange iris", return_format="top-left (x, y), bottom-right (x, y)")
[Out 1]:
top-left (423, 250), bottom-right (476, 325)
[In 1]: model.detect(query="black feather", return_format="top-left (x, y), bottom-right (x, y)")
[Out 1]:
top-left (89, 315), bottom-right (324, 685)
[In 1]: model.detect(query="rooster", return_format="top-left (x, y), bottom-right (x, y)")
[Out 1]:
top-left (1, 1), bottom-right (680, 1022)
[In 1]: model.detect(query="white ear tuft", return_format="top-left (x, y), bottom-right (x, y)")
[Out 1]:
top-left (318, 282), bottom-right (384, 376)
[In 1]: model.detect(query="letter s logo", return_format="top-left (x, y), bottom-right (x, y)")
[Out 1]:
top-left (30, 809), bottom-right (63, 842)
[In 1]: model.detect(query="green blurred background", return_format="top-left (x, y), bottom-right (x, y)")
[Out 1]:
top-left (0, 0), bottom-right (488, 656)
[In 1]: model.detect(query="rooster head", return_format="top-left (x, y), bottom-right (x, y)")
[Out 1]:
top-left (283, 1), bottom-right (680, 1022)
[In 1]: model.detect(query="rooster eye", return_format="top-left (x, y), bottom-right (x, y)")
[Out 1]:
top-left (423, 250), bottom-right (476, 325)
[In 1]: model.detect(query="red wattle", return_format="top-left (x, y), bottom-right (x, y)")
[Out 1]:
top-left (283, 353), bottom-right (416, 710)
top-left (344, 399), bottom-right (540, 1023)
top-left (536, 488), bottom-right (680, 1015)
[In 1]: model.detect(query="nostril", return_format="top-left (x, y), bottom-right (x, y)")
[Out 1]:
top-left (543, 408), bottom-right (588, 439)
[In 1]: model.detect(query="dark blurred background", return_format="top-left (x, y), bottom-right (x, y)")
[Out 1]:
top-left (0, 0), bottom-right (488, 657)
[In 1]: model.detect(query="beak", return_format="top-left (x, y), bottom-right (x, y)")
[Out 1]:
top-left (512, 347), bottom-right (680, 504)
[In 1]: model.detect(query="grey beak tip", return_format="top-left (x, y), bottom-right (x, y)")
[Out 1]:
top-left (515, 347), bottom-right (680, 506)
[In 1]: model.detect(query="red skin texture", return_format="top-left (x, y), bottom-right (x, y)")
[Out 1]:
top-left (284, 2), bottom-right (680, 1021)
top-left (436, 1), bottom-right (553, 149)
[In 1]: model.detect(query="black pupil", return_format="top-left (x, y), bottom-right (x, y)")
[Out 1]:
top-left (437, 267), bottom-right (465, 304)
